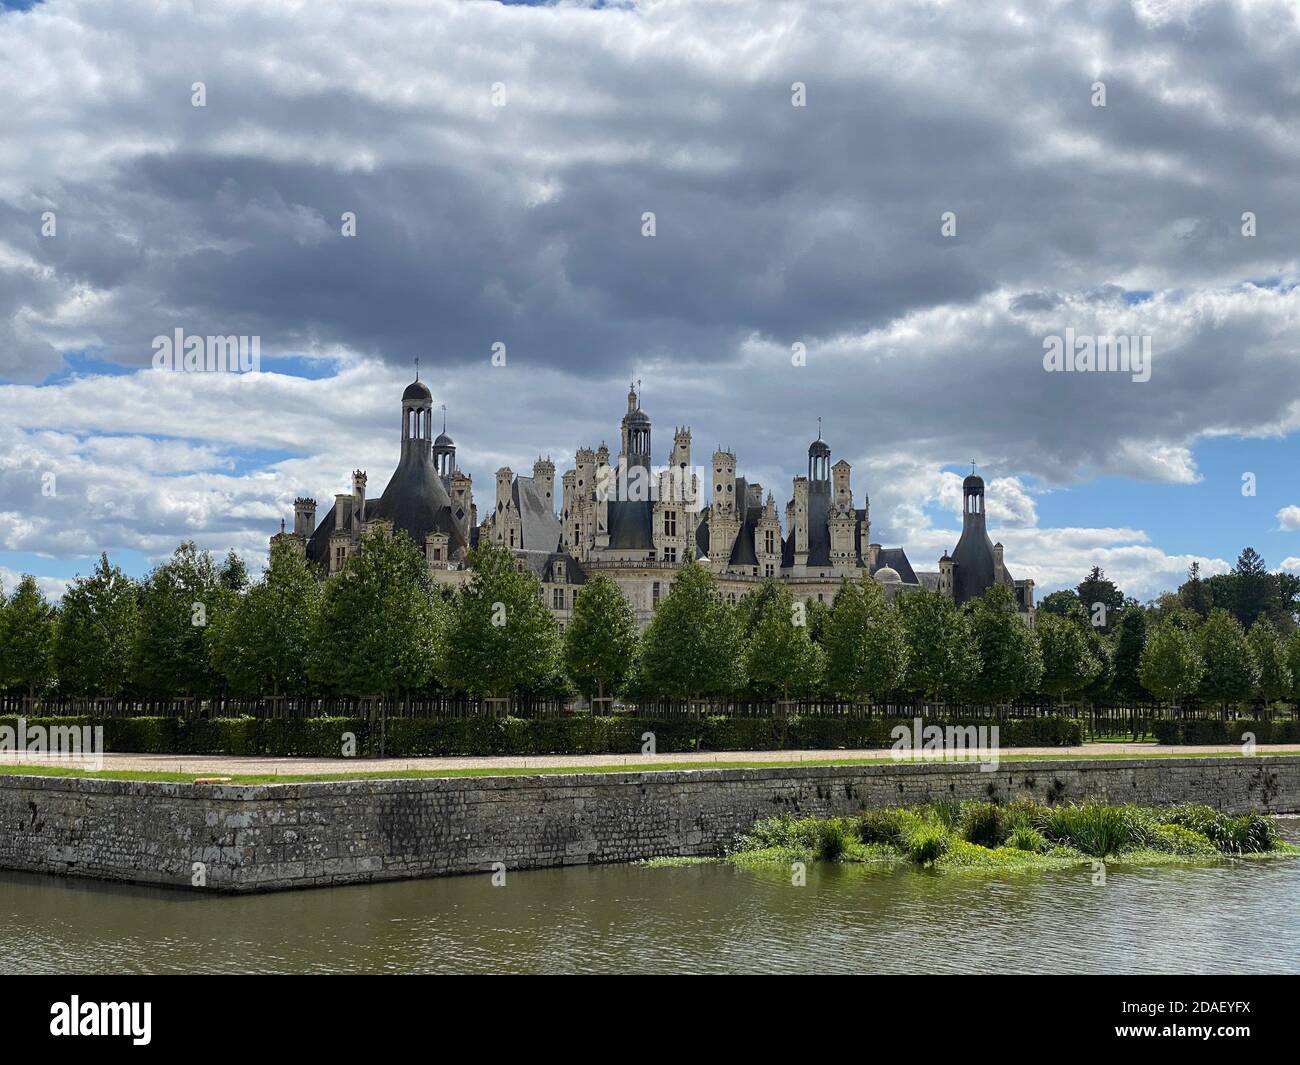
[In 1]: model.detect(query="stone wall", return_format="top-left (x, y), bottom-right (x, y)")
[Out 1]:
top-left (1, 756), bottom-right (1297, 893)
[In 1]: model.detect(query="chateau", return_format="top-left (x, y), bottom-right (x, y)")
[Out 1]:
top-left (274, 379), bottom-right (1035, 626)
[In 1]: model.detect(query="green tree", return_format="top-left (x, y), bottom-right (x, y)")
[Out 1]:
top-left (1036, 612), bottom-right (1101, 706)
top-left (744, 584), bottom-right (823, 700)
top-left (821, 576), bottom-right (907, 701)
top-left (1139, 620), bottom-right (1204, 708)
top-left (1076, 566), bottom-right (1124, 632)
top-left (637, 559), bottom-right (742, 703)
top-left (54, 554), bottom-right (139, 698)
top-left (897, 587), bottom-right (980, 702)
top-left (1082, 624), bottom-right (1115, 703)
top-left (210, 540), bottom-right (322, 696)
top-left (1178, 561), bottom-right (1214, 619)
top-left (1287, 628), bottom-right (1300, 703)
top-left (966, 585), bottom-right (1042, 705)
top-left (134, 542), bottom-right (233, 697)
top-left (562, 573), bottom-right (639, 704)
top-left (1247, 616), bottom-right (1292, 705)
top-left (803, 596), bottom-right (832, 646)
top-left (1037, 588), bottom-right (1082, 619)
top-left (1196, 608), bottom-right (1258, 712)
top-left (1233, 547), bottom-right (1275, 630)
top-left (441, 541), bottom-right (560, 700)
top-left (218, 550), bottom-right (250, 593)
top-left (1109, 606), bottom-right (1148, 702)
top-left (0, 575), bottom-right (56, 701)
top-left (311, 527), bottom-right (447, 697)
top-left (734, 579), bottom-right (785, 640)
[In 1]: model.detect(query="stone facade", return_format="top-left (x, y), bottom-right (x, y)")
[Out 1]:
top-left (2, 757), bottom-right (1296, 893)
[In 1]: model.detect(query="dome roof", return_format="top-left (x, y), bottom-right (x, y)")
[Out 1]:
top-left (963, 473), bottom-right (984, 491)
top-left (403, 380), bottom-right (432, 403)
top-left (434, 432), bottom-right (455, 447)
top-left (626, 408), bottom-right (650, 426)
top-left (874, 565), bottom-right (902, 583)
top-left (808, 438), bottom-right (831, 458)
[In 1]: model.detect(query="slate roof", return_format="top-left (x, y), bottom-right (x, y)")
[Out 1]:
top-left (607, 499), bottom-right (654, 551)
top-left (871, 547), bottom-right (919, 584)
top-left (511, 474), bottom-right (562, 554)
top-left (306, 447), bottom-right (465, 565)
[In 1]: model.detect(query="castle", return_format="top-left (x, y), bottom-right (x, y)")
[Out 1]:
top-left (274, 379), bottom-right (1035, 627)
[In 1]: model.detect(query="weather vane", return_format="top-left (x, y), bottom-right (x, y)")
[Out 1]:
top-left (414, 356), bottom-right (420, 382)
top-left (441, 403), bottom-right (447, 433)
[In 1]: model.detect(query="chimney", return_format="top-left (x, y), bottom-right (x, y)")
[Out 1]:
top-left (334, 493), bottom-right (351, 530)
top-left (352, 470), bottom-right (367, 526)
top-left (293, 497), bottom-right (316, 537)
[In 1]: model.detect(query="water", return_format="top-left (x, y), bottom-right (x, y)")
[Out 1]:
top-left (3, 821), bottom-right (1299, 974)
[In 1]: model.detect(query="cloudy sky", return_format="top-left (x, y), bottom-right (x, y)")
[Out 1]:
top-left (2, 0), bottom-right (1300, 602)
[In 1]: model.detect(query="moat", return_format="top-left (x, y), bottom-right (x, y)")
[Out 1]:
top-left (4, 819), bottom-right (1298, 975)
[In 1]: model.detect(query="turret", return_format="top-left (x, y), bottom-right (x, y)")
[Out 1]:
top-left (963, 473), bottom-right (986, 529)
top-left (293, 497), bottom-right (316, 537)
top-left (496, 467), bottom-right (514, 512)
top-left (533, 456), bottom-right (555, 505)
top-left (401, 378), bottom-right (433, 460)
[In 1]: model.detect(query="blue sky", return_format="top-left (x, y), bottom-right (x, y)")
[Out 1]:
top-left (2, 0), bottom-right (1300, 602)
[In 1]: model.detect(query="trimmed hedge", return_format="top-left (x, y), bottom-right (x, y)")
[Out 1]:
top-left (1151, 718), bottom-right (1300, 746)
top-left (0, 714), bottom-right (1082, 758)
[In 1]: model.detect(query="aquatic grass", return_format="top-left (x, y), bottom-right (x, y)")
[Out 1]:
top-left (1037, 803), bottom-right (1158, 857)
top-left (1008, 825), bottom-right (1050, 853)
top-left (724, 800), bottom-right (1297, 875)
top-left (857, 808), bottom-right (908, 846)
top-left (636, 856), bottom-right (719, 868)
top-left (903, 823), bottom-right (952, 865)
top-left (816, 818), bottom-right (851, 861)
top-left (960, 801), bottom-right (1012, 848)
top-left (1158, 804), bottom-right (1281, 854)
top-left (1147, 823), bottom-right (1218, 857)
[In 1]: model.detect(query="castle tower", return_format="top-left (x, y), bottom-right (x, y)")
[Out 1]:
top-left (401, 379), bottom-right (434, 460)
top-left (948, 471), bottom-right (997, 605)
top-left (433, 407), bottom-right (456, 481)
top-left (808, 434), bottom-right (831, 486)
top-left (620, 383), bottom-right (651, 472)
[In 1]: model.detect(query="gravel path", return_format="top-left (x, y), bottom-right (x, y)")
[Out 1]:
top-left (4, 743), bottom-right (1298, 777)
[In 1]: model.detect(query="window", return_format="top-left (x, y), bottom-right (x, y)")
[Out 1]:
top-left (334, 546), bottom-right (345, 570)
top-left (664, 510), bottom-right (677, 537)
top-left (432, 548), bottom-right (442, 561)
top-left (765, 563), bottom-right (775, 577)
top-left (652, 581), bottom-right (661, 608)
top-left (663, 547), bottom-right (677, 563)
top-left (764, 529), bottom-right (776, 554)
top-left (509, 527), bottom-right (516, 547)
top-left (552, 588), bottom-right (565, 610)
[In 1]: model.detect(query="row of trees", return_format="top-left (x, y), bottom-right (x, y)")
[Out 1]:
top-left (2, 533), bottom-right (1300, 711)
top-left (1040, 551), bottom-right (1300, 636)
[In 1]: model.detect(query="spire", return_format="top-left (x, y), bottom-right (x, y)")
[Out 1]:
top-left (415, 356), bottom-right (420, 382)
